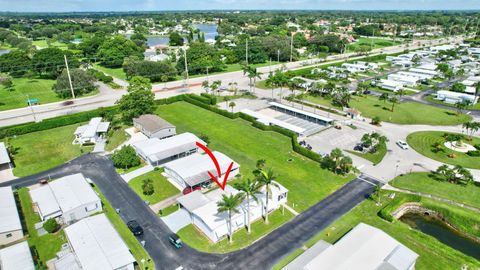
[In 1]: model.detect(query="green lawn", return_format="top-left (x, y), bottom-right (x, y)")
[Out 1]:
top-left (157, 102), bottom-right (354, 212)
top-left (105, 126), bottom-right (130, 152)
top-left (305, 95), bottom-right (471, 125)
top-left (407, 131), bottom-right (480, 169)
top-left (274, 191), bottom-right (480, 270)
top-left (92, 185), bottom-right (155, 270)
top-left (348, 37), bottom-right (401, 51)
top-left (425, 95), bottom-right (480, 110)
top-left (391, 172), bottom-right (480, 208)
top-left (17, 188), bottom-right (66, 266)
top-left (93, 64), bottom-right (127, 80)
top-left (32, 39), bottom-right (69, 50)
top-left (1, 124), bottom-right (92, 177)
top-left (177, 209), bottom-right (294, 253)
top-left (0, 78), bottom-right (58, 111)
top-left (346, 141), bottom-right (387, 165)
top-left (128, 169), bottom-right (180, 205)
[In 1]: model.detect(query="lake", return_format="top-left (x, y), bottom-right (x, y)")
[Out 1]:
top-left (145, 24), bottom-right (218, 47)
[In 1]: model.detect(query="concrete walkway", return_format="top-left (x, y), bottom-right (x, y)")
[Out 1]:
top-left (121, 165), bottom-right (154, 182)
top-left (150, 193), bottom-right (183, 214)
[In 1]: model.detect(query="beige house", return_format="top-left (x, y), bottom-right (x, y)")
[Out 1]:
top-left (133, 114), bottom-right (176, 139)
top-left (0, 186), bottom-right (24, 245)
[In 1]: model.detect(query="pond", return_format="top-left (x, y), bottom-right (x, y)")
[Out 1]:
top-left (0, 49), bottom-right (11, 56)
top-left (400, 212), bottom-right (480, 260)
top-left (144, 24), bottom-right (218, 47)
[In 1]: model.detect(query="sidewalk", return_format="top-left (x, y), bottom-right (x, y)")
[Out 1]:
top-left (121, 165), bottom-right (154, 182)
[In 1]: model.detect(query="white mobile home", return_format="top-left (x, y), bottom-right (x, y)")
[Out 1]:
top-left (387, 74), bottom-right (420, 87)
top-left (164, 151), bottom-right (239, 189)
top-left (0, 142), bottom-right (11, 172)
top-left (74, 117), bottom-right (110, 145)
top-left (132, 132), bottom-right (205, 166)
top-left (379, 79), bottom-right (403, 92)
top-left (0, 186), bottom-right (23, 245)
top-left (409, 68), bottom-right (438, 77)
top-left (341, 62), bottom-right (378, 73)
top-left (0, 241), bottom-right (35, 270)
top-left (434, 90), bottom-right (478, 105)
top-left (29, 173), bottom-right (102, 224)
top-left (133, 114), bottom-right (176, 139)
top-left (61, 214), bottom-right (136, 270)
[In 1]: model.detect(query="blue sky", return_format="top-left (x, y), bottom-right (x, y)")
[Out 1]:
top-left (1, 0), bottom-right (479, 12)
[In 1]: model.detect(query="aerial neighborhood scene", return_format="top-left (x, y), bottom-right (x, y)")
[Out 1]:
top-left (0, 0), bottom-right (480, 269)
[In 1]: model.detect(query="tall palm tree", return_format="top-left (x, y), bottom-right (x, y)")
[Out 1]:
top-left (257, 169), bottom-right (280, 224)
top-left (217, 193), bottom-right (244, 243)
top-left (247, 68), bottom-right (262, 94)
top-left (234, 178), bottom-right (262, 233)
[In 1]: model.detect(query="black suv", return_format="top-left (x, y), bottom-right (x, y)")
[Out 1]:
top-left (127, 220), bottom-right (144, 236)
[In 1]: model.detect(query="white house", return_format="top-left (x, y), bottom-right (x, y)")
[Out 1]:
top-left (133, 114), bottom-right (176, 139)
top-left (468, 47), bottom-right (480, 57)
top-left (0, 142), bottom-right (11, 172)
top-left (177, 183), bottom-right (288, 243)
top-left (409, 68), bottom-right (438, 77)
top-left (434, 90), bottom-right (478, 105)
top-left (0, 186), bottom-right (23, 245)
top-left (387, 74), bottom-right (420, 87)
top-left (164, 151), bottom-right (239, 189)
top-left (29, 173), bottom-right (102, 224)
top-left (74, 117), bottom-right (110, 145)
top-left (397, 71), bottom-right (432, 81)
top-left (132, 132), bottom-right (205, 166)
top-left (341, 62), bottom-right (378, 73)
top-left (283, 223), bottom-right (418, 270)
top-left (430, 44), bottom-right (456, 53)
top-left (58, 214), bottom-right (136, 270)
top-left (379, 79), bottom-right (403, 92)
top-left (0, 241), bottom-right (35, 270)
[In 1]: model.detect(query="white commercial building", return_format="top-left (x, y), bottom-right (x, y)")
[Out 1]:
top-left (29, 173), bottom-right (102, 224)
top-left (132, 132), bottom-right (205, 166)
top-left (60, 214), bottom-right (136, 270)
top-left (434, 90), bottom-right (478, 105)
top-left (0, 142), bottom-right (11, 171)
top-left (0, 186), bottom-right (23, 245)
top-left (387, 74), bottom-right (420, 87)
top-left (379, 79), bottom-right (403, 92)
top-left (283, 223), bottom-right (418, 270)
top-left (164, 151), bottom-right (239, 189)
top-left (133, 114), bottom-right (176, 139)
top-left (74, 117), bottom-right (110, 145)
top-left (0, 241), bottom-right (35, 270)
top-left (177, 183), bottom-right (288, 243)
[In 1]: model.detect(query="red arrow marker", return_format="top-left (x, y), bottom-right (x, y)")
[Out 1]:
top-left (196, 141), bottom-right (233, 190)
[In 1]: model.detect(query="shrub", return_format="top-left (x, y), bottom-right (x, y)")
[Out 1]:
top-left (43, 218), bottom-right (59, 233)
top-left (142, 179), bottom-right (154, 195)
top-left (475, 144), bottom-right (480, 150)
top-left (111, 145), bottom-right (141, 169)
top-left (371, 116), bottom-right (381, 126)
top-left (466, 150), bottom-right (480, 157)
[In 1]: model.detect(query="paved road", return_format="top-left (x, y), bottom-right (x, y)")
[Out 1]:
top-left (0, 153), bottom-right (379, 270)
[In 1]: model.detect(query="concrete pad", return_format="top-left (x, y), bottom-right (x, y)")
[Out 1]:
top-left (160, 208), bottom-right (191, 233)
top-left (0, 164), bottom-right (15, 183)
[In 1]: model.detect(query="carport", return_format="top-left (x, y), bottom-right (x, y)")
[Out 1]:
top-left (160, 208), bottom-right (191, 233)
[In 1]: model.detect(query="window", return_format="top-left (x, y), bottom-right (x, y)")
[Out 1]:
top-left (6, 233), bottom-right (12, 238)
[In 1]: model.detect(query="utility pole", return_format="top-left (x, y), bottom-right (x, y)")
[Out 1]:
top-left (26, 94), bottom-right (37, 122)
top-left (184, 48), bottom-right (189, 87)
top-left (206, 66), bottom-right (209, 83)
top-left (277, 49), bottom-right (280, 63)
top-left (64, 55), bottom-right (75, 99)
top-left (245, 38), bottom-right (249, 66)
top-left (290, 32), bottom-right (294, 62)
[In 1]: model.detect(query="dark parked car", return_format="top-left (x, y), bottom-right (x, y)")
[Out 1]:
top-left (169, 234), bottom-right (183, 249)
top-left (182, 186), bottom-right (202, 195)
top-left (127, 220), bottom-right (144, 236)
top-left (363, 90), bottom-right (371, 94)
top-left (38, 179), bottom-right (48, 185)
top-left (354, 145), bottom-right (364, 152)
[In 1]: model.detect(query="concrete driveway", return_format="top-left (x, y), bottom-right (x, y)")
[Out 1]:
top-left (161, 208), bottom-right (191, 233)
top-left (0, 164), bottom-right (14, 183)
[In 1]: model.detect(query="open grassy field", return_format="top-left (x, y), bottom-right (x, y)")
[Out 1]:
top-left (391, 172), bottom-right (480, 208)
top-left (407, 131), bottom-right (480, 169)
top-left (304, 95), bottom-right (471, 125)
top-left (18, 188), bottom-right (66, 266)
top-left (32, 39), bottom-right (69, 50)
top-left (0, 78), bottom-right (58, 111)
top-left (157, 102), bottom-right (354, 212)
top-left (177, 209), bottom-right (294, 253)
top-left (1, 124), bottom-right (92, 177)
top-left (93, 63), bottom-right (127, 80)
top-left (346, 141), bottom-right (387, 165)
top-left (128, 169), bottom-right (180, 205)
top-left (274, 191), bottom-right (480, 270)
top-left (348, 37), bottom-right (401, 51)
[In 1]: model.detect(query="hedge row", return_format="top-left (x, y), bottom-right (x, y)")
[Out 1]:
top-left (0, 106), bottom-right (118, 139)
top-left (200, 93), bottom-right (218, 105)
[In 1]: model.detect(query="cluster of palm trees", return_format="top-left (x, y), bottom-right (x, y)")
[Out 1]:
top-left (201, 80), bottom-right (222, 95)
top-left (242, 65), bottom-right (261, 94)
top-left (216, 167), bottom-right (279, 243)
top-left (378, 91), bottom-right (405, 112)
top-left (462, 121), bottom-right (480, 140)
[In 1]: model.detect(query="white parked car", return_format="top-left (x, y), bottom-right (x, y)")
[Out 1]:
top-left (396, 140), bottom-right (409, 150)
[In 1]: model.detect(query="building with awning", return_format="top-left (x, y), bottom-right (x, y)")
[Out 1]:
top-left (74, 117), bottom-right (110, 145)
top-left (0, 186), bottom-right (23, 245)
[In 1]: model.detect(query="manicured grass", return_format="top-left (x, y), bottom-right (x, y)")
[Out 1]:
top-left (349, 37), bottom-right (401, 50)
top-left (93, 64), bottom-right (127, 80)
top-left (346, 141), bottom-right (387, 165)
top-left (128, 169), bottom-right (180, 205)
top-left (177, 209), bottom-right (294, 253)
top-left (92, 185), bottom-right (155, 270)
top-left (274, 191), bottom-right (480, 270)
top-left (407, 131), bottom-right (480, 169)
top-left (1, 124), bottom-right (92, 177)
top-left (105, 126), bottom-right (130, 152)
top-left (158, 204), bottom-right (180, 216)
top-left (32, 39), bottom-right (69, 50)
top-left (157, 102), bottom-right (353, 212)
top-left (425, 95), bottom-right (480, 110)
top-left (391, 172), bottom-right (480, 208)
top-left (255, 79), bottom-right (270, 90)
top-left (115, 162), bottom-right (145, 175)
top-left (0, 78), bottom-right (58, 111)
top-left (17, 188), bottom-right (66, 266)
top-left (305, 95), bottom-right (471, 125)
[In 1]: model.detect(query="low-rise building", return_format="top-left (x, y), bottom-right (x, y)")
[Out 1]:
top-left (0, 142), bottom-right (11, 172)
top-left (132, 132), bottom-right (205, 166)
top-left (387, 74), bottom-right (420, 87)
top-left (177, 183), bottom-right (288, 243)
top-left (0, 186), bottom-right (23, 245)
top-left (434, 90), bottom-right (478, 105)
top-left (341, 61), bottom-right (378, 73)
top-left (0, 241), bottom-right (35, 270)
top-left (57, 214), bottom-right (136, 270)
top-left (283, 223), bottom-right (418, 270)
top-left (133, 114), bottom-right (176, 139)
top-left (29, 173), bottom-right (102, 224)
top-left (164, 151), bottom-right (239, 189)
top-left (409, 68), bottom-right (438, 77)
top-left (74, 117), bottom-right (110, 145)
top-left (379, 79), bottom-right (403, 92)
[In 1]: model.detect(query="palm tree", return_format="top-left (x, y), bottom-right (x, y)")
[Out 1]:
top-left (389, 96), bottom-right (399, 112)
top-left (379, 93), bottom-right (389, 103)
top-left (257, 169), bottom-right (280, 224)
top-left (234, 179), bottom-right (262, 233)
top-left (229, 101), bottom-right (236, 113)
top-left (202, 80), bottom-right (210, 93)
top-left (217, 193), bottom-right (244, 243)
top-left (265, 72), bottom-right (276, 100)
top-left (247, 68), bottom-right (261, 94)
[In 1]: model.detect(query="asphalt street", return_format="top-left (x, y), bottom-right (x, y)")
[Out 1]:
top-left (1, 153), bottom-right (380, 270)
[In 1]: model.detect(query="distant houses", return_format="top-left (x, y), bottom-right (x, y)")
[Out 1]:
top-left (0, 186), bottom-right (23, 245)
top-left (29, 173), bottom-right (102, 224)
